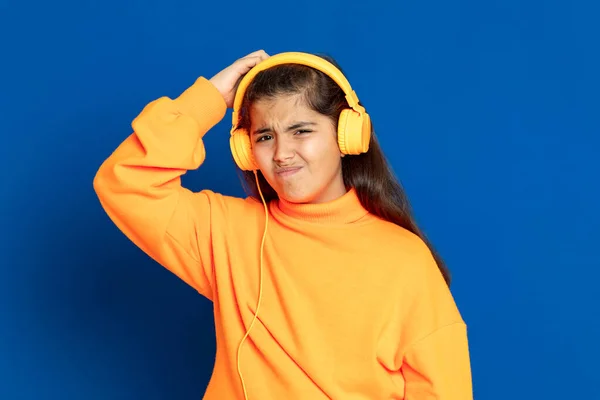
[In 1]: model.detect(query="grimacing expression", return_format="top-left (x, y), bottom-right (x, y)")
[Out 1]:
top-left (249, 94), bottom-right (347, 204)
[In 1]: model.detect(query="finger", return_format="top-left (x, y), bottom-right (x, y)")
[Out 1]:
top-left (239, 50), bottom-right (269, 62)
top-left (258, 50), bottom-right (269, 60)
top-left (232, 56), bottom-right (265, 86)
top-left (243, 49), bottom-right (268, 58)
top-left (257, 49), bottom-right (269, 59)
top-left (237, 55), bottom-right (265, 71)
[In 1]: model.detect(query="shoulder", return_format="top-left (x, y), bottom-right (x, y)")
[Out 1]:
top-left (365, 217), bottom-right (433, 260)
top-left (363, 217), bottom-right (446, 285)
top-left (371, 221), bottom-right (465, 328)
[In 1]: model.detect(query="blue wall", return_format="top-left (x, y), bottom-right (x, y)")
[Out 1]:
top-left (1, 1), bottom-right (598, 399)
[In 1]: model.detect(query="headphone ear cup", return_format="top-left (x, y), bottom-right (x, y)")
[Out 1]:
top-left (338, 109), bottom-right (371, 155)
top-left (230, 130), bottom-right (258, 171)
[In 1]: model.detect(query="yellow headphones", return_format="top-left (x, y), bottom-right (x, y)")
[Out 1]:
top-left (229, 51), bottom-right (372, 171)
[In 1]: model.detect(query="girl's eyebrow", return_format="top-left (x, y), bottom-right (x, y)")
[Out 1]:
top-left (252, 121), bottom-right (317, 136)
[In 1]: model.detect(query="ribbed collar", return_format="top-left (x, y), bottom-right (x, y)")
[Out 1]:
top-left (274, 188), bottom-right (370, 224)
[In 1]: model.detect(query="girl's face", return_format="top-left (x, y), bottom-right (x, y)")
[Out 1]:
top-left (250, 94), bottom-right (346, 204)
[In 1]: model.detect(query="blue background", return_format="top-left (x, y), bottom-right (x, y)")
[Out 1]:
top-left (1, 0), bottom-right (598, 399)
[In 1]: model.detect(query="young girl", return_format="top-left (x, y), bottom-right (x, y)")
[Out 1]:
top-left (94, 50), bottom-right (473, 399)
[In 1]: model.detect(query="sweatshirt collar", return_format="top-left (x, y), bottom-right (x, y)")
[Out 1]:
top-left (275, 188), bottom-right (370, 224)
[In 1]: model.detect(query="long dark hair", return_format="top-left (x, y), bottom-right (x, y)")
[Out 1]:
top-left (235, 54), bottom-right (451, 286)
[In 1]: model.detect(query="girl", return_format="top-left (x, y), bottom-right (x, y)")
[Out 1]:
top-left (94, 49), bottom-right (472, 399)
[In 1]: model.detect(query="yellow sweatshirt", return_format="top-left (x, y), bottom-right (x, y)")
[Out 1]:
top-left (93, 76), bottom-right (473, 399)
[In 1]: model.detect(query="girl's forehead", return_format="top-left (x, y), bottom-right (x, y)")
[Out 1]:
top-left (251, 93), bottom-right (306, 108)
top-left (251, 96), bottom-right (312, 118)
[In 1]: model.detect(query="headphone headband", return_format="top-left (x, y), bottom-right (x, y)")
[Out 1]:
top-left (230, 52), bottom-right (363, 135)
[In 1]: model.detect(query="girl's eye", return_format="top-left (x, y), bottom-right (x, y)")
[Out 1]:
top-left (256, 130), bottom-right (312, 143)
top-left (256, 135), bottom-right (272, 143)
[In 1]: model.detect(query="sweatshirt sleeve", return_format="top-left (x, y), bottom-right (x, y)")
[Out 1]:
top-left (93, 77), bottom-right (227, 300)
top-left (402, 322), bottom-right (473, 399)
top-left (397, 240), bottom-right (473, 399)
